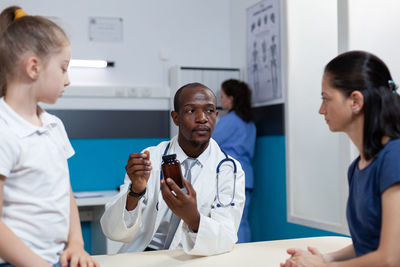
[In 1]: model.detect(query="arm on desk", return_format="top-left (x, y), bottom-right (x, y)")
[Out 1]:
top-left (100, 176), bottom-right (142, 243)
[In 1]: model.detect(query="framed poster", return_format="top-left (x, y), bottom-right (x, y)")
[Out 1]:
top-left (247, 0), bottom-right (282, 104)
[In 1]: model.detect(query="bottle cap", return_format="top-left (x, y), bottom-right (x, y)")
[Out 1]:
top-left (162, 154), bottom-right (177, 163)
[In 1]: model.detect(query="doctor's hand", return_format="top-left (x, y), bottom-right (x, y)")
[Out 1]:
top-left (125, 150), bottom-right (152, 194)
top-left (161, 177), bottom-right (201, 232)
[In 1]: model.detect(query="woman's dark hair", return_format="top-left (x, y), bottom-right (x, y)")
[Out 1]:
top-left (221, 79), bottom-right (253, 122)
top-left (324, 50), bottom-right (400, 160)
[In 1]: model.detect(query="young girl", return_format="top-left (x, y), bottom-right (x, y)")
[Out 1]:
top-left (281, 51), bottom-right (400, 266)
top-left (0, 6), bottom-right (98, 267)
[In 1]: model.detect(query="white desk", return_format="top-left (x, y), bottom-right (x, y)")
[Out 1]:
top-left (75, 190), bottom-right (123, 255)
top-left (93, 236), bottom-right (352, 267)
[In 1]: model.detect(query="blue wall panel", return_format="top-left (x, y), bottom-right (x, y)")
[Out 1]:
top-left (69, 138), bottom-right (168, 192)
top-left (248, 136), bottom-right (342, 241)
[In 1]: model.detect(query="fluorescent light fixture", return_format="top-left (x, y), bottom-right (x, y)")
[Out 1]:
top-left (69, 59), bottom-right (114, 68)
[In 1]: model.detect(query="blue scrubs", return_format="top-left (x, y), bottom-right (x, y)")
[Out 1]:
top-left (212, 111), bottom-right (256, 243)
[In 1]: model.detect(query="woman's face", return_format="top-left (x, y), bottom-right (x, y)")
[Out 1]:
top-left (220, 89), bottom-right (233, 110)
top-left (319, 74), bottom-right (354, 132)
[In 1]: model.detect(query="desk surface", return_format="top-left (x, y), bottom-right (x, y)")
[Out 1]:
top-left (93, 236), bottom-right (351, 267)
top-left (74, 190), bottom-right (119, 207)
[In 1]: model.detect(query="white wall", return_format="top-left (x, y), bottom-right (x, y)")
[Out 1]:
top-left (348, 0), bottom-right (400, 83)
top-left (0, 0), bottom-right (234, 92)
top-left (230, 0), bottom-right (260, 77)
top-left (285, 0), bottom-right (350, 234)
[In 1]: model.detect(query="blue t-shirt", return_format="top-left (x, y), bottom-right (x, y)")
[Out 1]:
top-left (347, 138), bottom-right (400, 256)
top-left (212, 111), bottom-right (256, 188)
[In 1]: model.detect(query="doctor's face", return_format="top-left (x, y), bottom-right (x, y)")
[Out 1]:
top-left (173, 86), bottom-right (217, 148)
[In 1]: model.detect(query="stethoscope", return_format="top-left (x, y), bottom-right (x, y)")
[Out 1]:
top-left (160, 142), bottom-right (237, 208)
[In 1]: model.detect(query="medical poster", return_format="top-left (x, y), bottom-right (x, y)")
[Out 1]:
top-left (247, 0), bottom-right (281, 104)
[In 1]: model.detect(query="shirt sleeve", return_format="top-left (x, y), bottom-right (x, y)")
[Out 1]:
top-left (379, 142), bottom-right (400, 193)
top-left (56, 117), bottom-right (75, 159)
top-left (100, 174), bottom-right (143, 242)
top-left (0, 133), bottom-right (19, 178)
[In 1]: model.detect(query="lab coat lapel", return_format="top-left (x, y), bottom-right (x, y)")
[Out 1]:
top-left (194, 140), bottom-right (219, 212)
top-left (172, 141), bottom-right (219, 245)
top-left (153, 170), bottom-right (169, 232)
top-left (170, 139), bottom-right (220, 249)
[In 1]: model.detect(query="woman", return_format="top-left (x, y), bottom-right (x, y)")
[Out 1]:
top-left (281, 51), bottom-right (400, 266)
top-left (212, 79), bottom-right (256, 243)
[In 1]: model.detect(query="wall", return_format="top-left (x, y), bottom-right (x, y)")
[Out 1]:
top-left (0, 0), bottom-right (234, 92)
top-left (249, 136), bottom-right (341, 241)
top-left (347, 0), bottom-right (400, 82)
top-left (285, 0), bottom-right (350, 234)
top-left (68, 138), bottom-right (168, 192)
top-left (230, 0), bottom-right (260, 73)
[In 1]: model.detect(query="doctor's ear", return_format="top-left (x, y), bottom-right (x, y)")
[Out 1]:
top-left (171, 110), bottom-right (179, 126)
top-left (350, 90), bottom-right (364, 114)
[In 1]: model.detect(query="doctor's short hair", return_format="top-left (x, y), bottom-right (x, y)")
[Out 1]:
top-left (173, 82), bottom-right (216, 112)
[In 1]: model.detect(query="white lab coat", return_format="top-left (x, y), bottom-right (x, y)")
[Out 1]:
top-left (100, 136), bottom-right (245, 256)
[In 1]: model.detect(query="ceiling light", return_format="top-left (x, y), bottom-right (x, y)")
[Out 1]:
top-left (69, 59), bottom-right (114, 68)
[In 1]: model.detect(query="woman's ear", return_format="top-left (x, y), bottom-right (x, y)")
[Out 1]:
top-left (24, 56), bottom-right (40, 80)
top-left (350, 90), bottom-right (364, 114)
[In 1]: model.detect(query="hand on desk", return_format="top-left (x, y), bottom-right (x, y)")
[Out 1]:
top-left (280, 246), bottom-right (327, 267)
top-left (161, 178), bottom-right (200, 232)
top-left (60, 241), bottom-right (99, 267)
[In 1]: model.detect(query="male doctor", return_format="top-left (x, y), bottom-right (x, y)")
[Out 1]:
top-left (100, 83), bottom-right (245, 256)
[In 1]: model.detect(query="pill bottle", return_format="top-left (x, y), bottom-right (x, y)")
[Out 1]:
top-left (161, 154), bottom-right (184, 188)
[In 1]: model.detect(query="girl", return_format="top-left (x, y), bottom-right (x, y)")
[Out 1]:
top-left (281, 51), bottom-right (400, 266)
top-left (0, 6), bottom-right (98, 267)
top-left (212, 79), bottom-right (256, 243)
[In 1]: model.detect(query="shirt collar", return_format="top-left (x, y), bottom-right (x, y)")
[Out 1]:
top-left (0, 97), bottom-right (58, 138)
top-left (170, 136), bottom-right (210, 168)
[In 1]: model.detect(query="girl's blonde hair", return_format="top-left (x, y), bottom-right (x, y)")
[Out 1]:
top-left (0, 6), bottom-right (69, 97)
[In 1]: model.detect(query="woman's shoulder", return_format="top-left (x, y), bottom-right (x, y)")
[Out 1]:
top-left (374, 138), bottom-right (400, 166)
top-left (382, 138), bottom-right (400, 154)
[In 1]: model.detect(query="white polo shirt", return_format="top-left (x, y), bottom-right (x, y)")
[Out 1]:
top-left (0, 97), bottom-right (74, 264)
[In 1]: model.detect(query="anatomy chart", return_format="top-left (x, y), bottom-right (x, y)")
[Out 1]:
top-left (247, 0), bottom-right (281, 104)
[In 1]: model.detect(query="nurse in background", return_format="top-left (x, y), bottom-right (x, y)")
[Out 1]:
top-left (212, 79), bottom-right (256, 243)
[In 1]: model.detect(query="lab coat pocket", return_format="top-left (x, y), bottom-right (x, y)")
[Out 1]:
top-left (198, 185), bottom-right (216, 216)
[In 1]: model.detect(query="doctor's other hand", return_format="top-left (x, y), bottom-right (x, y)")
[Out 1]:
top-left (161, 177), bottom-right (200, 232)
top-left (125, 150), bottom-right (152, 194)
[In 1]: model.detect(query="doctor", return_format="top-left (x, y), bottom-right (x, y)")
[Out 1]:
top-left (100, 82), bottom-right (245, 256)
